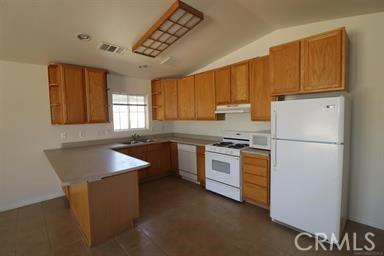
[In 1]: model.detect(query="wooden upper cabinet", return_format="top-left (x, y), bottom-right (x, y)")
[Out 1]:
top-left (84, 68), bottom-right (109, 123)
top-left (163, 79), bottom-right (178, 120)
top-left (270, 40), bottom-right (301, 95)
top-left (302, 28), bottom-right (347, 92)
top-left (48, 63), bottom-right (109, 125)
top-left (230, 61), bottom-right (250, 104)
top-left (214, 66), bottom-right (231, 105)
top-left (177, 76), bottom-right (195, 120)
top-left (250, 56), bottom-right (275, 121)
top-left (270, 28), bottom-right (348, 96)
top-left (151, 80), bottom-right (164, 121)
top-left (195, 71), bottom-right (217, 120)
top-left (62, 65), bottom-right (87, 124)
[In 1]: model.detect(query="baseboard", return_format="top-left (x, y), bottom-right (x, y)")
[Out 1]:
top-left (0, 191), bottom-right (64, 213)
top-left (348, 216), bottom-right (384, 230)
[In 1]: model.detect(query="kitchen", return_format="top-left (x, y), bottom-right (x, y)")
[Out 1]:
top-left (1, 0), bottom-right (384, 255)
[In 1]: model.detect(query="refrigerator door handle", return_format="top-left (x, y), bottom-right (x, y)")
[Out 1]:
top-left (272, 110), bottom-right (277, 138)
top-left (273, 139), bottom-right (277, 168)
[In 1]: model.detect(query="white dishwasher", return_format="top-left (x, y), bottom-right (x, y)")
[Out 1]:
top-left (177, 143), bottom-right (198, 183)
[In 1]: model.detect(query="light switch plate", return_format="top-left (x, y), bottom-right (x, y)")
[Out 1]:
top-left (79, 131), bottom-right (86, 138)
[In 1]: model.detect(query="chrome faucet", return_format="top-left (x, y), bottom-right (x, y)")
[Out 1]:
top-left (131, 133), bottom-right (140, 142)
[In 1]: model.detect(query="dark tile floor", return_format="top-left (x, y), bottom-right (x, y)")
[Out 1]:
top-left (1, 177), bottom-right (383, 256)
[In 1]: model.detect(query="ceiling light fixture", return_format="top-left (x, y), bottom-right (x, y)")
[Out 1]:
top-left (132, 0), bottom-right (204, 58)
top-left (77, 33), bottom-right (92, 41)
top-left (139, 65), bottom-right (148, 69)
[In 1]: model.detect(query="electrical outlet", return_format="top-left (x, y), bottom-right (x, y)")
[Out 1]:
top-left (60, 132), bottom-right (67, 140)
top-left (79, 131), bottom-right (86, 138)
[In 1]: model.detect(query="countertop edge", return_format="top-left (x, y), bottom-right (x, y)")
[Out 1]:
top-left (59, 163), bottom-right (151, 186)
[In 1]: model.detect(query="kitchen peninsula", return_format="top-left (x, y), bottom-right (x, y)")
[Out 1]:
top-left (44, 143), bottom-right (150, 247)
top-left (44, 135), bottom-right (217, 247)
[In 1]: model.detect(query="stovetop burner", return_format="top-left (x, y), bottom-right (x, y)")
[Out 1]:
top-left (211, 142), bottom-right (248, 149)
top-left (228, 143), bottom-right (249, 149)
top-left (212, 142), bottom-right (234, 147)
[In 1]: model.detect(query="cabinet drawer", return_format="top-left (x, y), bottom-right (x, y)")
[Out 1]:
top-left (118, 146), bottom-right (147, 155)
top-left (243, 173), bottom-right (268, 187)
top-left (243, 183), bottom-right (268, 205)
top-left (147, 142), bottom-right (166, 152)
top-left (243, 163), bottom-right (268, 177)
top-left (242, 156), bottom-right (268, 168)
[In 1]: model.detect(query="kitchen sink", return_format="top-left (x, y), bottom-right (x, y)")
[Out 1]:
top-left (123, 139), bottom-right (156, 145)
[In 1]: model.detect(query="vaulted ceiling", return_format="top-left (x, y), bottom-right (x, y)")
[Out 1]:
top-left (1, 0), bottom-right (384, 79)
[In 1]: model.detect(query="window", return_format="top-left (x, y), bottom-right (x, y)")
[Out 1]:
top-left (112, 94), bottom-right (148, 131)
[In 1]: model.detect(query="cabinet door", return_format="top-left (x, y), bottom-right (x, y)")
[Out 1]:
top-left (151, 80), bottom-right (164, 121)
top-left (85, 68), bottom-right (109, 123)
top-left (270, 41), bottom-right (301, 95)
top-left (215, 66), bottom-right (231, 105)
top-left (195, 71), bottom-right (216, 120)
top-left (159, 143), bottom-right (171, 174)
top-left (230, 61), bottom-right (249, 104)
top-left (302, 28), bottom-right (346, 92)
top-left (147, 143), bottom-right (171, 177)
top-left (130, 152), bottom-right (148, 181)
top-left (250, 56), bottom-right (275, 121)
top-left (62, 65), bottom-right (87, 124)
top-left (170, 142), bottom-right (179, 173)
top-left (163, 79), bottom-right (178, 120)
top-left (196, 146), bottom-right (205, 186)
top-left (177, 76), bottom-right (195, 120)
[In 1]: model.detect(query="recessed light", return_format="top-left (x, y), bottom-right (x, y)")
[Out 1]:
top-left (139, 65), bottom-right (148, 69)
top-left (77, 33), bottom-right (92, 41)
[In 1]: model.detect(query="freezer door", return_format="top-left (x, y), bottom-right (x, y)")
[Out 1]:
top-left (270, 139), bottom-right (344, 242)
top-left (271, 96), bottom-right (344, 144)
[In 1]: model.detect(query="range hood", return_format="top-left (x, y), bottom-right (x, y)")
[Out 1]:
top-left (215, 104), bottom-right (251, 114)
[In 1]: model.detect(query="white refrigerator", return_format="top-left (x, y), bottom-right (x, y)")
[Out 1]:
top-left (270, 96), bottom-right (350, 243)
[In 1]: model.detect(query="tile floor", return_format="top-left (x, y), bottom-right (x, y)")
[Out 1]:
top-left (0, 177), bottom-right (383, 256)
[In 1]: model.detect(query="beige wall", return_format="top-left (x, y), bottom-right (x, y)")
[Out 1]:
top-left (0, 60), bottom-right (171, 211)
top-left (172, 12), bottom-right (384, 229)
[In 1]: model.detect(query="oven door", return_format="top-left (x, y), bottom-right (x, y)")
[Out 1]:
top-left (205, 152), bottom-right (240, 188)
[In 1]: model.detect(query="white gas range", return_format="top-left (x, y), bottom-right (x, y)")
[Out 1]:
top-left (205, 131), bottom-right (251, 201)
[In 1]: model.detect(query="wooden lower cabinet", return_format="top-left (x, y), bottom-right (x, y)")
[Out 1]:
top-left (196, 146), bottom-right (205, 186)
top-left (67, 171), bottom-right (139, 247)
top-left (242, 152), bottom-right (270, 208)
top-left (170, 142), bottom-right (179, 174)
top-left (147, 143), bottom-right (171, 177)
top-left (116, 142), bottom-right (173, 182)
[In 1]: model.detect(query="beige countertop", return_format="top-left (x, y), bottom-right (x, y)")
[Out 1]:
top-left (44, 143), bottom-right (150, 186)
top-left (45, 135), bottom-right (219, 186)
top-left (241, 148), bottom-right (270, 156)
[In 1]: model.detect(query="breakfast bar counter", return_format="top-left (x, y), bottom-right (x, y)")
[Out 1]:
top-left (44, 144), bottom-right (150, 247)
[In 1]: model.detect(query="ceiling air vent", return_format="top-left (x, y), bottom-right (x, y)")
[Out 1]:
top-left (98, 42), bottom-right (127, 55)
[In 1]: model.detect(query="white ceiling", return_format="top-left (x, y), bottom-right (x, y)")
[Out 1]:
top-left (1, 0), bottom-right (384, 79)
